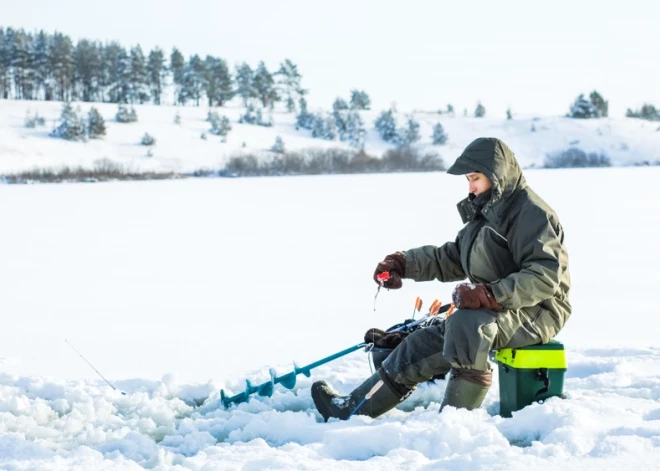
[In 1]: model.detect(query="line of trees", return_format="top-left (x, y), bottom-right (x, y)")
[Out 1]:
top-left (0, 26), bottom-right (306, 110)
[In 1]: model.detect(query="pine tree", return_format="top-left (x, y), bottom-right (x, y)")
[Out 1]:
top-left (50, 32), bottom-right (75, 101)
top-left (141, 132), bottom-right (155, 146)
top-left (170, 48), bottom-right (185, 105)
top-left (402, 116), bottom-right (420, 144)
top-left (569, 94), bottom-right (597, 119)
top-left (204, 56), bottom-right (234, 106)
top-left (128, 45), bottom-right (149, 104)
top-left (311, 114), bottom-right (336, 140)
top-left (0, 29), bottom-right (10, 99)
top-left (506, 108), bottom-right (512, 120)
top-left (181, 54), bottom-right (206, 106)
top-left (105, 46), bottom-right (131, 103)
top-left (333, 97), bottom-right (349, 111)
top-left (0, 28), bottom-right (9, 99)
top-left (87, 107), bottom-right (106, 138)
top-left (147, 47), bottom-right (166, 105)
top-left (295, 97), bottom-right (314, 130)
top-left (475, 102), bottom-right (486, 118)
top-left (589, 91), bottom-right (608, 118)
top-left (24, 108), bottom-right (46, 128)
top-left (101, 42), bottom-right (123, 103)
top-left (115, 104), bottom-right (137, 122)
top-left (375, 109), bottom-right (398, 142)
top-left (276, 59), bottom-right (306, 113)
top-left (332, 109), bottom-right (347, 138)
top-left (350, 90), bottom-right (371, 110)
top-left (74, 39), bottom-right (103, 102)
top-left (209, 114), bottom-right (232, 137)
top-left (239, 103), bottom-right (272, 126)
top-left (253, 61), bottom-right (278, 109)
top-left (446, 104), bottom-right (454, 115)
top-left (50, 102), bottom-right (86, 141)
top-left (235, 62), bottom-right (255, 107)
top-left (345, 111), bottom-right (366, 148)
top-left (625, 104), bottom-right (660, 121)
top-left (271, 136), bottom-right (285, 153)
top-left (432, 122), bottom-right (448, 145)
top-left (31, 30), bottom-right (51, 100)
top-left (11, 29), bottom-right (33, 100)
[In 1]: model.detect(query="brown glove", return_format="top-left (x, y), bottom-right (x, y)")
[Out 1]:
top-left (364, 328), bottom-right (408, 349)
top-left (452, 283), bottom-right (503, 311)
top-left (373, 251), bottom-right (406, 289)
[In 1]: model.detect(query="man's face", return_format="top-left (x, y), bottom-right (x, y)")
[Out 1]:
top-left (466, 172), bottom-right (492, 196)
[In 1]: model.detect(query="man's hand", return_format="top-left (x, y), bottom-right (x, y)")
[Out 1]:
top-left (373, 251), bottom-right (406, 289)
top-left (452, 283), bottom-right (503, 311)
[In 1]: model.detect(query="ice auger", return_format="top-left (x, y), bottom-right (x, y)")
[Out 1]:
top-left (219, 290), bottom-right (454, 408)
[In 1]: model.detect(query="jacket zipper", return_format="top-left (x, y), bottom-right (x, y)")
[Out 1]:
top-left (464, 219), bottom-right (486, 281)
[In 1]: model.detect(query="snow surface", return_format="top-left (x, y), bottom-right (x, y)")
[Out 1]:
top-left (1, 160), bottom-right (660, 468)
top-left (1, 99), bottom-right (660, 175)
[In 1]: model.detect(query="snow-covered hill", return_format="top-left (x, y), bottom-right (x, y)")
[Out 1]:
top-left (1, 99), bottom-right (659, 175)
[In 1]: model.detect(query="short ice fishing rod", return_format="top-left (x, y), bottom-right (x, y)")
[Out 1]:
top-left (65, 339), bottom-right (126, 395)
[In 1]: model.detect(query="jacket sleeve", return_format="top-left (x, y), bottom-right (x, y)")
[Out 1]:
top-left (403, 232), bottom-right (467, 282)
top-left (490, 205), bottom-right (565, 309)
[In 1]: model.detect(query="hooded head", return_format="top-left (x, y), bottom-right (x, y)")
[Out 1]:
top-left (447, 137), bottom-right (525, 201)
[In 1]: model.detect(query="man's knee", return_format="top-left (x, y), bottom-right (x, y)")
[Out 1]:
top-left (443, 308), bottom-right (498, 370)
top-left (381, 325), bottom-right (451, 388)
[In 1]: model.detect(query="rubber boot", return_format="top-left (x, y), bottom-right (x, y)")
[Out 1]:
top-left (312, 369), bottom-right (411, 422)
top-left (440, 368), bottom-right (492, 411)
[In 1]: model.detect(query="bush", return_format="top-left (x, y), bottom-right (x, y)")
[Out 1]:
top-left (141, 133), bottom-right (156, 146)
top-left (217, 146), bottom-right (445, 177)
top-left (544, 148), bottom-right (611, 168)
top-left (116, 105), bottom-right (138, 123)
top-left (381, 145), bottom-right (445, 171)
top-left (474, 102), bottom-right (486, 118)
top-left (174, 111), bottom-right (181, 125)
top-left (224, 154), bottom-right (260, 176)
top-left (1, 158), bottom-right (175, 183)
top-left (24, 110), bottom-right (46, 128)
top-left (238, 104), bottom-right (272, 127)
top-left (209, 114), bottom-right (232, 137)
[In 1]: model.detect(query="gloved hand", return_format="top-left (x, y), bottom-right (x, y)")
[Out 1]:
top-left (452, 283), bottom-right (503, 311)
top-left (373, 251), bottom-right (406, 289)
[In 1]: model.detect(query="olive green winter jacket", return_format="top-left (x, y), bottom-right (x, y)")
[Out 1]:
top-left (403, 138), bottom-right (571, 343)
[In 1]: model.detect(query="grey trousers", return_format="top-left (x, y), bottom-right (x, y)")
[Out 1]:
top-left (382, 307), bottom-right (545, 389)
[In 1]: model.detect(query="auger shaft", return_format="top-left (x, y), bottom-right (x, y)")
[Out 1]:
top-left (220, 342), bottom-right (367, 408)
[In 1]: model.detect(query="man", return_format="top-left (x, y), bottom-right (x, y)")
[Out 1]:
top-left (312, 137), bottom-right (571, 421)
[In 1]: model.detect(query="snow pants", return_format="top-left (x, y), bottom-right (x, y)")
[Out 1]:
top-left (381, 306), bottom-right (550, 389)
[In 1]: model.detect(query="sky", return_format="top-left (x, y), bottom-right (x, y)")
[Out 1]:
top-left (1, 1), bottom-right (659, 117)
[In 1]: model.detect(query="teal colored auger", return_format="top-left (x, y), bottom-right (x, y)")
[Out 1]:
top-left (220, 342), bottom-right (368, 408)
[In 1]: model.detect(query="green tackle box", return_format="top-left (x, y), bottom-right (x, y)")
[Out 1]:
top-left (494, 340), bottom-right (567, 417)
